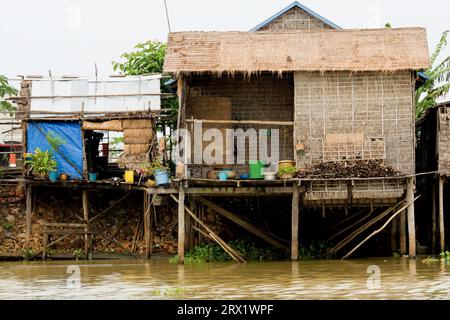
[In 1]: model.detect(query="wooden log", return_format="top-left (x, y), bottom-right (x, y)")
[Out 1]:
top-left (42, 231), bottom-right (48, 261)
top-left (177, 188), bottom-right (185, 264)
top-left (171, 194), bottom-right (246, 263)
top-left (25, 185), bottom-right (32, 253)
top-left (390, 215), bottom-right (398, 253)
top-left (432, 179), bottom-right (437, 253)
top-left (196, 197), bottom-right (288, 251)
top-left (407, 178), bottom-right (416, 258)
top-left (291, 186), bottom-right (299, 261)
top-left (82, 190), bottom-right (90, 259)
top-left (342, 196), bottom-right (420, 260)
top-left (327, 209), bottom-right (374, 242)
top-left (439, 175), bottom-right (445, 253)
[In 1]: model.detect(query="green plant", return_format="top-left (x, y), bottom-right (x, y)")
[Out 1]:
top-left (2, 222), bottom-right (13, 231)
top-left (22, 249), bottom-right (34, 260)
top-left (46, 131), bottom-right (66, 152)
top-left (440, 251), bottom-right (450, 261)
top-left (25, 148), bottom-right (57, 176)
top-left (0, 75), bottom-right (17, 112)
top-left (140, 159), bottom-right (168, 176)
top-left (416, 30), bottom-right (450, 118)
top-left (72, 249), bottom-right (83, 260)
top-left (278, 166), bottom-right (297, 175)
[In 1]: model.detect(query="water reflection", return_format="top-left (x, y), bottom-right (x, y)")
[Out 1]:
top-left (0, 257), bottom-right (449, 299)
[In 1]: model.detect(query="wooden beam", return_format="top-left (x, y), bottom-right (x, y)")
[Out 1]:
top-left (342, 196), bottom-right (420, 260)
top-left (144, 192), bottom-right (153, 259)
top-left (25, 185), bottom-right (32, 253)
top-left (439, 175), bottom-right (445, 253)
top-left (196, 197), bottom-right (288, 251)
top-left (177, 187), bottom-right (185, 264)
top-left (82, 190), bottom-right (90, 259)
top-left (185, 119), bottom-right (294, 126)
top-left (291, 186), bottom-right (300, 261)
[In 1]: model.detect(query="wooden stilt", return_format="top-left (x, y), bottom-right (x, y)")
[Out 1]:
top-left (185, 197), bottom-right (192, 251)
top-left (149, 195), bottom-right (154, 256)
top-left (399, 208), bottom-right (407, 256)
top-left (25, 185), bottom-right (32, 254)
top-left (432, 179), bottom-right (437, 253)
top-left (144, 192), bottom-right (152, 259)
top-left (291, 186), bottom-right (299, 261)
top-left (439, 175), bottom-right (445, 253)
top-left (407, 178), bottom-right (416, 258)
top-left (177, 187), bottom-right (185, 264)
top-left (390, 215), bottom-right (398, 253)
top-left (82, 190), bottom-right (89, 259)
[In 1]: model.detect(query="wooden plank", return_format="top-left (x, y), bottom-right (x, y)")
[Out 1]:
top-left (197, 197), bottom-right (288, 251)
top-left (291, 186), bottom-right (300, 261)
top-left (25, 185), bottom-right (32, 253)
top-left (342, 196), bottom-right (420, 260)
top-left (177, 187), bottom-right (185, 264)
top-left (82, 190), bottom-right (90, 259)
top-left (439, 175), bottom-right (445, 253)
top-left (144, 192), bottom-right (150, 258)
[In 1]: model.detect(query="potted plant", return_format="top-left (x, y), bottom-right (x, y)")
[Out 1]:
top-left (25, 148), bottom-right (57, 180)
top-left (149, 160), bottom-right (170, 186)
top-left (277, 166), bottom-right (297, 180)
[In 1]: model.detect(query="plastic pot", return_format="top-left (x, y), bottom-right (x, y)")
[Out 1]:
top-left (154, 169), bottom-right (170, 186)
top-left (48, 171), bottom-right (59, 182)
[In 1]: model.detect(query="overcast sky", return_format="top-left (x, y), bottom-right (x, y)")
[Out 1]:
top-left (1, 0), bottom-right (449, 79)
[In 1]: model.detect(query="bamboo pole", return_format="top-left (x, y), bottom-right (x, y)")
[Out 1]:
top-left (439, 175), bottom-right (445, 253)
top-left (291, 186), bottom-right (299, 261)
top-left (342, 196), bottom-right (420, 260)
top-left (407, 178), bottom-right (416, 258)
top-left (399, 208), bottom-right (407, 255)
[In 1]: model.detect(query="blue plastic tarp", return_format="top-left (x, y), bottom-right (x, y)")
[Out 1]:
top-left (27, 121), bottom-right (83, 179)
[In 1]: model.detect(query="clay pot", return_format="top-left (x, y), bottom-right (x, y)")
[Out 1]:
top-left (206, 170), bottom-right (218, 180)
top-left (278, 160), bottom-right (295, 170)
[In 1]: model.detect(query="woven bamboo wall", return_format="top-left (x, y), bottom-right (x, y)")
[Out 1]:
top-left (294, 71), bottom-right (415, 175)
top-left (437, 106), bottom-right (450, 174)
top-left (257, 6), bottom-right (334, 31)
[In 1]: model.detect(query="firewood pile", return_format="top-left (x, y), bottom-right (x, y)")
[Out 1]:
top-left (297, 160), bottom-right (403, 179)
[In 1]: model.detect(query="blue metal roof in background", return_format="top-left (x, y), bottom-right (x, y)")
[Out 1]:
top-left (250, 1), bottom-right (342, 32)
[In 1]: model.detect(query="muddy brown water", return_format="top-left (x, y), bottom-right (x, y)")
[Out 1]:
top-left (0, 257), bottom-right (449, 299)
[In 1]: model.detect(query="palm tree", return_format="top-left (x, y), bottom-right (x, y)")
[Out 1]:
top-left (416, 30), bottom-right (450, 118)
top-left (0, 75), bottom-right (17, 111)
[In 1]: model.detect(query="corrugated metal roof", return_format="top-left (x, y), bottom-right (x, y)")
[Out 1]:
top-left (250, 1), bottom-right (342, 31)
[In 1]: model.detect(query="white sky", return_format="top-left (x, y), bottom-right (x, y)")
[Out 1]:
top-left (1, 0), bottom-right (449, 78)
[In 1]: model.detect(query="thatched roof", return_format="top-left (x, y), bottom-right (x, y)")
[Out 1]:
top-left (163, 28), bottom-right (429, 75)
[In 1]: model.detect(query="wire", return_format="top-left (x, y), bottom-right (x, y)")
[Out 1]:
top-left (163, 0), bottom-right (171, 33)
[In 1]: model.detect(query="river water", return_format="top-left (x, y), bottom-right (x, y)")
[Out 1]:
top-left (0, 257), bottom-right (449, 299)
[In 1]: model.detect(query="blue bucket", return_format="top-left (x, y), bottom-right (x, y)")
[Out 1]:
top-left (48, 170), bottom-right (59, 182)
top-left (218, 171), bottom-right (228, 181)
top-left (154, 169), bottom-right (170, 186)
top-left (88, 172), bottom-right (98, 182)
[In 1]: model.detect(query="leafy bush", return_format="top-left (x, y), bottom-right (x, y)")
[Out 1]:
top-left (25, 148), bottom-right (57, 176)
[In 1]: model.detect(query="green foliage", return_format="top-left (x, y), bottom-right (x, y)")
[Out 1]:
top-left (416, 30), bottom-right (450, 118)
top-left (46, 131), bottom-right (66, 151)
top-left (298, 241), bottom-right (330, 260)
top-left (140, 159), bottom-right (168, 176)
top-left (72, 249), bottom-right (83, 260)
top-left (384, 23), bottom-right (392, 28)
top-left (25, 148), bottom-right (57, 176)
top-left (22, 249), bottom-right (34, 260)
top-left (278, 166), bottom-right (297, 175)
top-left (0, 75), bottom-right (17, 112)
top-left (110, 136), bottom-right (124, 159)
top-left (421, 251), bottom-right (450, 263)
top-left (2, 221), bottom-right (13, 231)
top-left (169, 238), bottom-right (286, 264)
top-left (440, 250), bottom-right (450, 261)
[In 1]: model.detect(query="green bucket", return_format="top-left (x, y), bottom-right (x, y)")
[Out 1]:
top-left (249, 160), bottom-right (264, 179)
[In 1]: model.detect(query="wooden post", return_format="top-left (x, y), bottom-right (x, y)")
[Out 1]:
top-left (25, 185), bottom-right (32, 253)
top-left (144, 192), bottom-right (153, 259)
top-left (432, 179), bottom-right (437, 253)
top-left (439, 175), bottom-right (445, 253)
top-left (390, 215), bottom-right (398, 253)
top-left (177, 187), bottom-right (186, 264)
top-left (82, 190), bottom-right (89, 259)
top-left (291, 186), bottom-right (300, 261)
top-left (407, 178), bottom-right (416, 258)
top-left (399, 208), bottom-right (407, 256)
